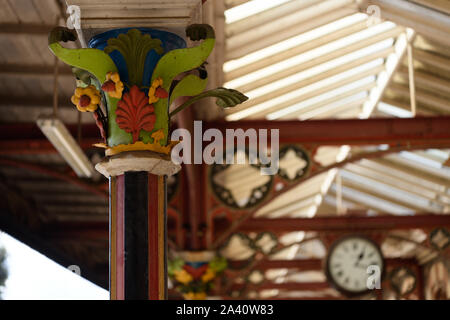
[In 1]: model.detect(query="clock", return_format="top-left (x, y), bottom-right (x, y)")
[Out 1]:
top-left (325, 235), bottom-right (384, 296)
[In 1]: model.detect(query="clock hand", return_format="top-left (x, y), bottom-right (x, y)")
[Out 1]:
top-left (354, 247), bottom-right (367, 267)
top-left (358, 246), bottom-right (366, 261)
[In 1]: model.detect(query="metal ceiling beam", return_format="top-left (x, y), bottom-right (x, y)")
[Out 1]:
top-left (229, 259), bottom-right (322, 271)
top-left (230, 281), bottom-right (331, 291)
top-left (207, 116), bottom-right (450, 145)
top-left (228, 257), bottom-right (416, 270)
top-left (238, 214), bottom-right (450, 232)
top-left (2, 117), bottom-right (450, 154)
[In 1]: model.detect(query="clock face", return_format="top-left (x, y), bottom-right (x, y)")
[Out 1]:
top-left (326, 236), bottom-right (384, 294)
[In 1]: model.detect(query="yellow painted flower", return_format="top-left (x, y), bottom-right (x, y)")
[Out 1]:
top-left (101, 72), bottom-right (124, 99)
top-left (174, 269), bottom-right (193, 285)
top-left (183, 292), bottom-right (207, 300)
top-left (71, 85), bottom-right (101, 112)
top-left (201, 268), bottom-right (216, 283)
top-left (148, 77), bottom-right (168, 104)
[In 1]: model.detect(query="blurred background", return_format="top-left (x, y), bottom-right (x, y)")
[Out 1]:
top-left (0, 0), bottom-right (449, 300)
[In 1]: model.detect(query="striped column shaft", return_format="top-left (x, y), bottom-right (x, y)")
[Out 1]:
top-left (109, 172), bottom-right (167, 300)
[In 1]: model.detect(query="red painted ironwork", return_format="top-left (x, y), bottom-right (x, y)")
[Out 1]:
top-left (148, 174), bottom-right (160, 300)
top-left (237, 215), bottom-right (450, 232)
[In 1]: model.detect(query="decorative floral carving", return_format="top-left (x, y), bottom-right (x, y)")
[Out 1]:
top-left (101, 72), bottom-right (124, 99)
top-left (70, 85), bottom-right (101, 112)
top-left (116, 85), bottom-right (156, 143)
top-left (168, 256), bottom-right (227, 300)
top-left (148, 77), bottom-right (168, 104)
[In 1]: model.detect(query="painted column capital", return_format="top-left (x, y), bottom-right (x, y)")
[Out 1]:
top-left (48, 24), bottom-right (247, 175)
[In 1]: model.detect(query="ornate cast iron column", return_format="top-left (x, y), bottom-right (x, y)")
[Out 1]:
top-left (48, 24), bottom-right (246, 300)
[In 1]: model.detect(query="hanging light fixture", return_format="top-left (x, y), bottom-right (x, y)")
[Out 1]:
top-left (37, 116), bottom-right (94, 178)
top-left (37, 33), bottom-right (94, 178)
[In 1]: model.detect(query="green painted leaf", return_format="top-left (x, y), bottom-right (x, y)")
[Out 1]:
top-left (213, 88), bottom-right (249, 108)
top-left (168, 258), bottom-right (185, 277)
top-left (150, 24), bottom-right (216, 145)
top-left (209, 257), bottom-right (227, 273)
top-left (48, 28), bottom-right (117, 83)
top-left (169, 74), bottom-right (208, 106)
top-left (169, 87), bottom-right (249, 117)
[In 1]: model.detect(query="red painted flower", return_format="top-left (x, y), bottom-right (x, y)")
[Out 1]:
top-left (116, 85), bottom-right (156, 143)
top-left (183, 264), bottom-right (208, 280)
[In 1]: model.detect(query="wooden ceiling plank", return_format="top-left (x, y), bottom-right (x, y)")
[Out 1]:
top-left (413, 49), bottom-right (450, 73)
top-left (276, 81), bottom-right (377, 120)
top-left (226, 0), bottom-right (355, 52)
top-left (397, 67), bottom-right (450, 97)
top-left (226, 0), bottom-right (320, 37)
top-left (225, 6), bottom-right (355, 60)
top-left (370, 158), bottom-right (450, 189)
top-left (343, 163), bottom-right (439, 201)
top-left (0, 64), bottom-right (73, 76)
top-left (355, 159), bottom-right (450, 199)
top-left (224, 0), bottom-right (251, 10)
top-left (233, 26), bottom-right (402, 94)
top-left (7, 0), bottom-right (43, 24)
top-left (389, 83), bottom-right (450, 113)
top-left (0, 0), bottom-right (19, 23)
top-left (225, 19), bottom-right (369, 82)
top-left (366, 1), bottom-right (450, 45)
top-left (409, 0), bottom-right (450, 15)
top-left (302, 98), bottom-right (365, 120)
top-left (328, 186), bottom-right (392, 213)
top-left (31, 0), bottom-right (62, 25)
top-left (368, 0), bottom-right (450, 34)
top-left (227, 48), bottom-right (392, 117)
top-left (380, 98), bottom-right (438, 116)
top-left (340, 174), bottom-right (443, 213)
